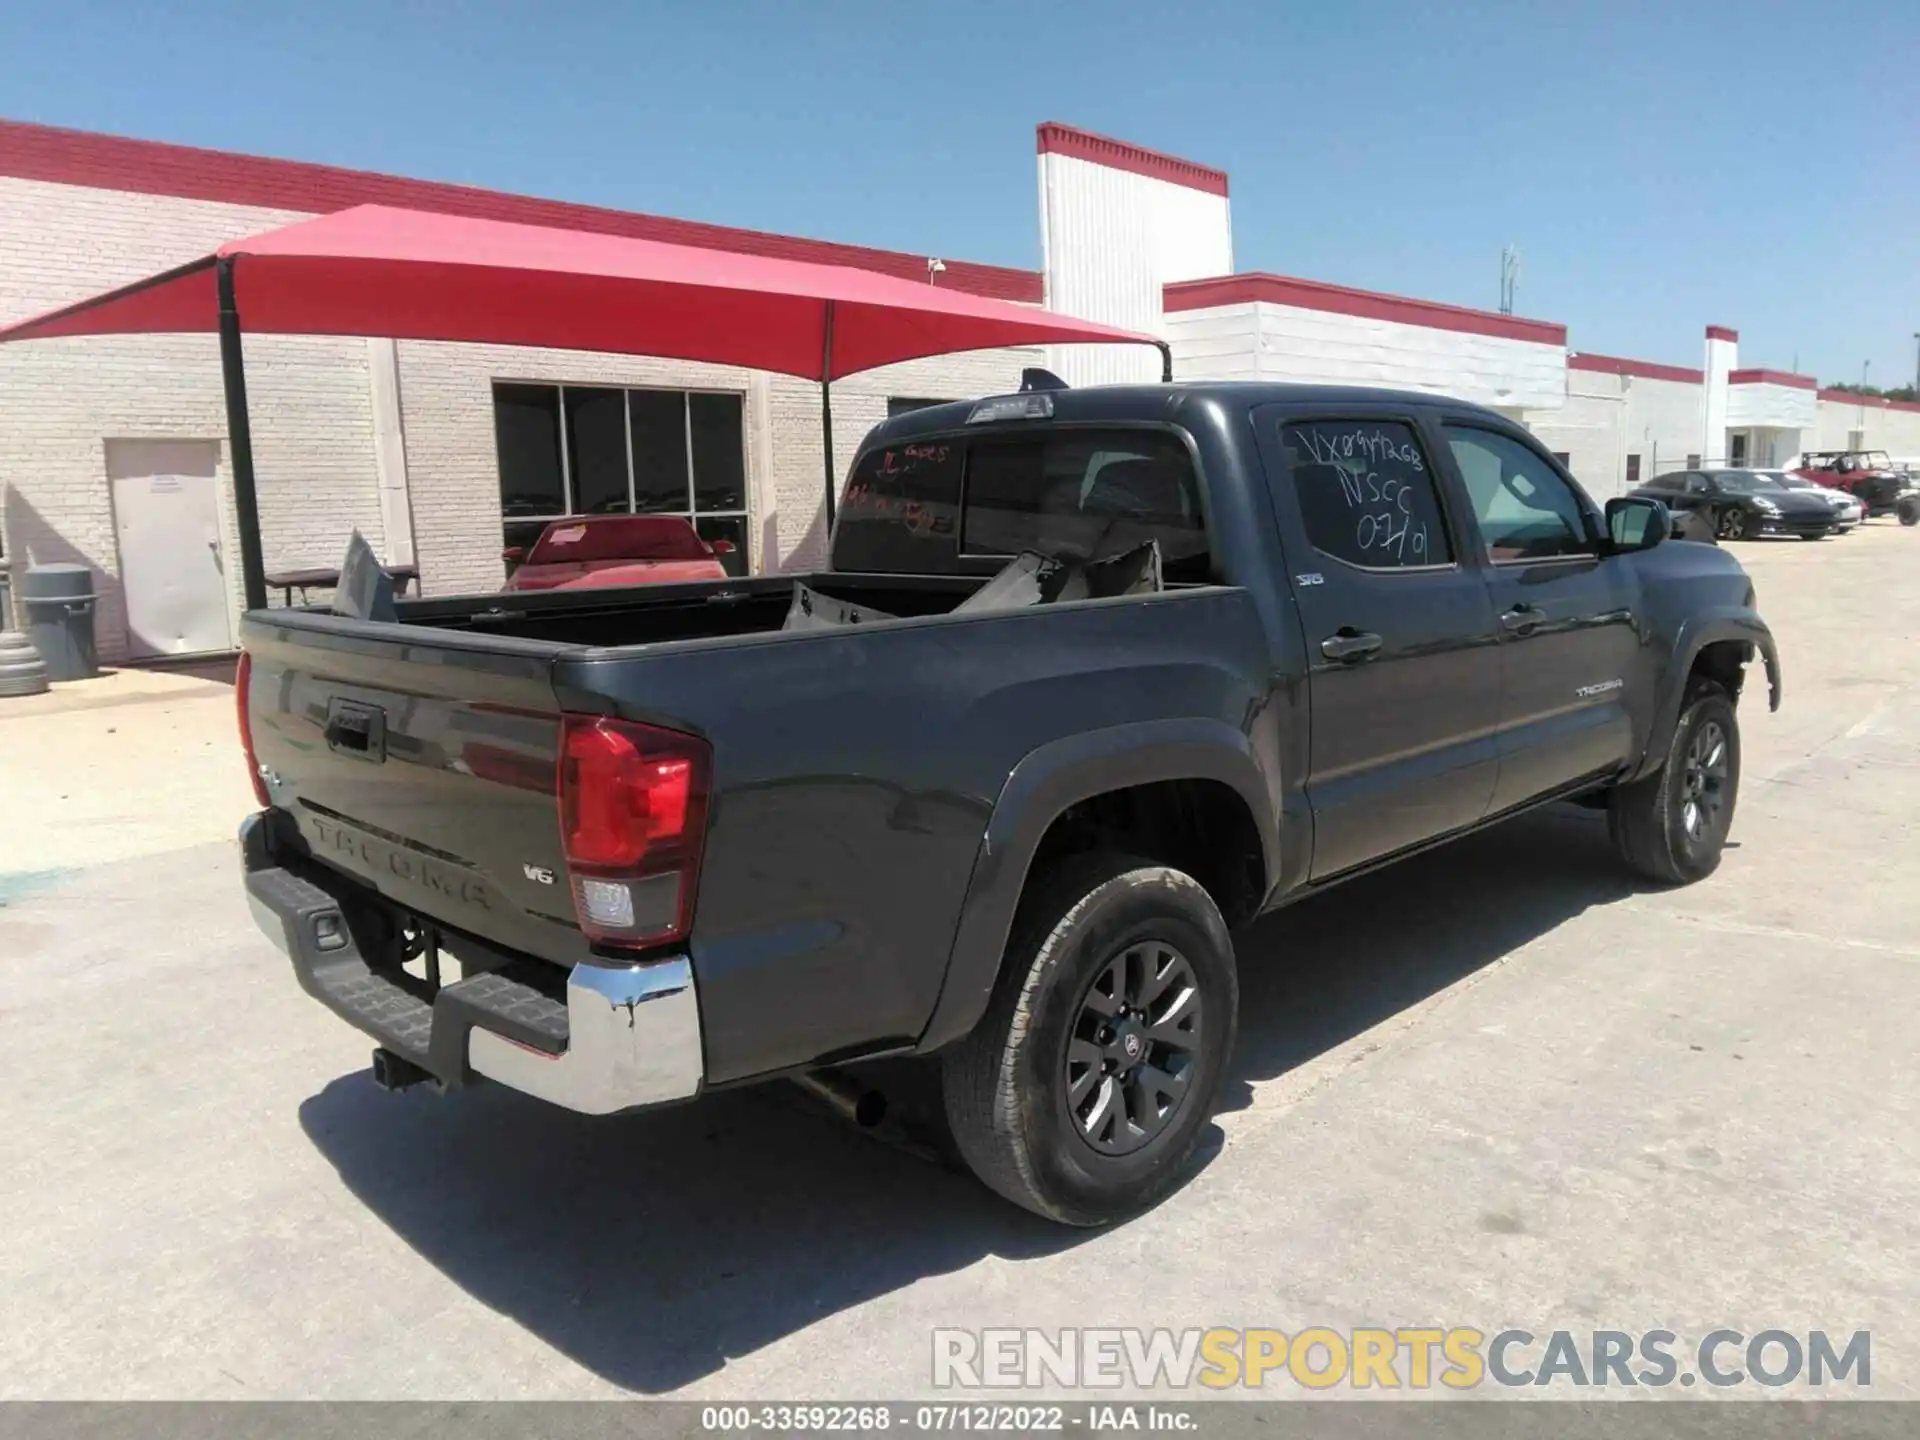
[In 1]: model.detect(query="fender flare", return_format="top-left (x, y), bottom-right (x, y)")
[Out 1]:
top-left (1630, 608), bottom-right (1780, 783)
top-left (915, 717), bottom-right (1279, 1052)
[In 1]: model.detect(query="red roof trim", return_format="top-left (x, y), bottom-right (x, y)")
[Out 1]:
top-left (1705, 325), bottom-right (1739, 342)
top-left (1037, 123), bottom-right (1229, 198)
top-left (0, 117), bottom-right (1042, 303)
top-left (1728, 368), bottom-right (1816, 390)
top-left (1164, 273), bottom-right (1566, 346)
top-left (1818, 387), bottom-right (1920, 413)
top-left (1569, 351), bottom-right (1703, 384)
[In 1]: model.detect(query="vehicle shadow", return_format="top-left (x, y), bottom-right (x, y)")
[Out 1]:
top-left (299, 801), bottom-right (1640, 1393)
top-left (299, 1059), bottom-right (1085, 1394)
top-left (1221, 801), bottom-right (1638, 1106)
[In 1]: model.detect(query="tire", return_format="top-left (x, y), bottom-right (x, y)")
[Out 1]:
top-left (941, 852), bottom-right (1238, 1226)
top-left (0, 631), bottom-right (50, 697)
top-left (1900, 499), bottom-right (1919, 527)
top-left (1607, 681), bottom-right (1740, 885)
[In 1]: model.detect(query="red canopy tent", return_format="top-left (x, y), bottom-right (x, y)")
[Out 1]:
top-left (0, 203), bottom-right (1164, 610)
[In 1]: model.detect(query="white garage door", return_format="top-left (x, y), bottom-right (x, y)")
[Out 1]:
top-left (107, 440), bottom-right (232, 658)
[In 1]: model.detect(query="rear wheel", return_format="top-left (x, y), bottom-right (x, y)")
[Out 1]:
top-left (1714, 508), bottom-right (1752, 541)
top-left (1608, 681), bottom-right (1740, 884)
top-left (942, 852), bottom-right (1238, 1226)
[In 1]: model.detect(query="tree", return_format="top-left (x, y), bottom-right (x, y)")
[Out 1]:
top-left (1824, 382), bottom-right (1918, 402)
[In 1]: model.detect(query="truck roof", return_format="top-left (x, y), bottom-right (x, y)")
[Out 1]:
top-left (864, 381), bottom-right (1518, 449)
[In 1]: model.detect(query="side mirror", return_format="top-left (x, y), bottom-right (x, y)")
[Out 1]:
top-left (708, 539), bottom-right (736, 555)
top-left (1605, 496), bottom-right (1670, 552)
top-left (501, 546), bottom-right (526, 563)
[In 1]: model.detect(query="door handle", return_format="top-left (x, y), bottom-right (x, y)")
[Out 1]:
top-left (1500, 604), bottom-right (1543, 634)
top-left (1320, 628), bottom-right (1383, 662)
top-left (324, 699), bottom-right (387, 762)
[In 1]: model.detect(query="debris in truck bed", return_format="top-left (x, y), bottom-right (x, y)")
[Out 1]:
top-left (955, 540), bottom-right (1163, 615)
top-left (784, 541), bottom-right (1166, 631)
top-left (783, 583), bottom-right (897, 631)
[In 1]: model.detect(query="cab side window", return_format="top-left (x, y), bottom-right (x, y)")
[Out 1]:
top-left (1443, 426), bottom-right (1597, 563)
top-left (1279, 419), bottom-right (1453, 570)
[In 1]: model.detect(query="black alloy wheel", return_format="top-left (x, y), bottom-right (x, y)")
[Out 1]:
top-left (1676, 716), bottom-right (1732, 848)
top-left (1063, 940), bottom-right (1203, 1156)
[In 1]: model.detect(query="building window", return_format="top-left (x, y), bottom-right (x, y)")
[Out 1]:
top-left (494, 383), bottom-right (748, 575)
top-left (1625, 455), bottom-right (1642, 486)
top-left (1551, 451), bottom-right (1572, 467)
top-left (494, 384), bottom-right (567, 520)
top-left (1686, 453), bottom-right (1702, 469)
top-left (1729, 434), bottom-right (1748, 465)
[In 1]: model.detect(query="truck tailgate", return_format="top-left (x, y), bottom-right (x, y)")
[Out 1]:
top-left (243, 616), bottom-right (588, 968)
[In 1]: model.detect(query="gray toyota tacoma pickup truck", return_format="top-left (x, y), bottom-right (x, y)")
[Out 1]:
top-left (237, 380), bottom-right (1781, 1225)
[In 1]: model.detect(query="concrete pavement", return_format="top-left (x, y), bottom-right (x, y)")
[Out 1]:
top-left (2, 525), bottom-right (1916, 1400)
top-left (0, 664), bottom-right (254, 877)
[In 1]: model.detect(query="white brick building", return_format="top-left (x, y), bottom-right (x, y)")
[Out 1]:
top-left (4, 117), bottom-right (1917, 665)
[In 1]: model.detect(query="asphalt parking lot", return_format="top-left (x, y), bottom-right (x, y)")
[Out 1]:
top-left (2, 525), bottom-right (1917, 1402)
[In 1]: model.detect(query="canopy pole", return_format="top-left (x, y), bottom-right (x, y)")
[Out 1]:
top-left (820, 300), bottom-right (837, 541)
top-left (217, 257), bottom-right (269, 613)
top-left (1156, 340), bottom-right (1174, 383)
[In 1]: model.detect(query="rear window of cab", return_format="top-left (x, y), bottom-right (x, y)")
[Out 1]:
top-left (834, 428), bottom-right (1210, 581)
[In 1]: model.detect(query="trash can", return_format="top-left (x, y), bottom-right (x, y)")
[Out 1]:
top-left (20, 563), bottom-right (100, 682)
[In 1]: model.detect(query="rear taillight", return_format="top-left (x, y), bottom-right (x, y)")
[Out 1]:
top-left (557, 716), bottom-right (711, 949)
top-left (235, 651), bottom-right (271, 808)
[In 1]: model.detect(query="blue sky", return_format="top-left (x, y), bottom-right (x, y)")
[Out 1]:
top-left (3, 0), bottom-right (1915, 385)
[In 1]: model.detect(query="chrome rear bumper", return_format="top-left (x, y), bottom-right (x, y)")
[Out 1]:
top-left (465, 956), bottom-right (701, 1115)
top-left (240, 813), bottom-right (703, 1115)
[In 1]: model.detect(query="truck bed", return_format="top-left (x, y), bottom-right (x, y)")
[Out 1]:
top-left (385, 570), bottom-right (983, 648)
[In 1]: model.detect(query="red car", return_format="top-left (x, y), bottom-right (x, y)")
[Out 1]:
top-left (502, 515), bottom-right (733, 591)
top-left (1790, 451), bottom-right (1908, 515)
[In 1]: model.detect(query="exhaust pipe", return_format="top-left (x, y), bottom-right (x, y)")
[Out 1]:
top-left (791, 1066), bottom-right (888, 1128)
top-left (370, 1047), bottom-right (440, 1094)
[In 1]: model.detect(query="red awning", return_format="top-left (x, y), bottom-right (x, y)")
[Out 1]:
top-left (0, 203), bottom-right (1156, 379)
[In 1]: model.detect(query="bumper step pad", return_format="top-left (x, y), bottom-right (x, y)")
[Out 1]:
top-left (242, 817), bottom-right (704, 1114)
top-left (247, 865), bottom-right (570, 1085)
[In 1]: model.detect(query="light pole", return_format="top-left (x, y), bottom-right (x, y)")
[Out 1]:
top-left (1912, 332), bottom-right (1918, 394)
top-left (1860, 360), bottom-right (1871, 443)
